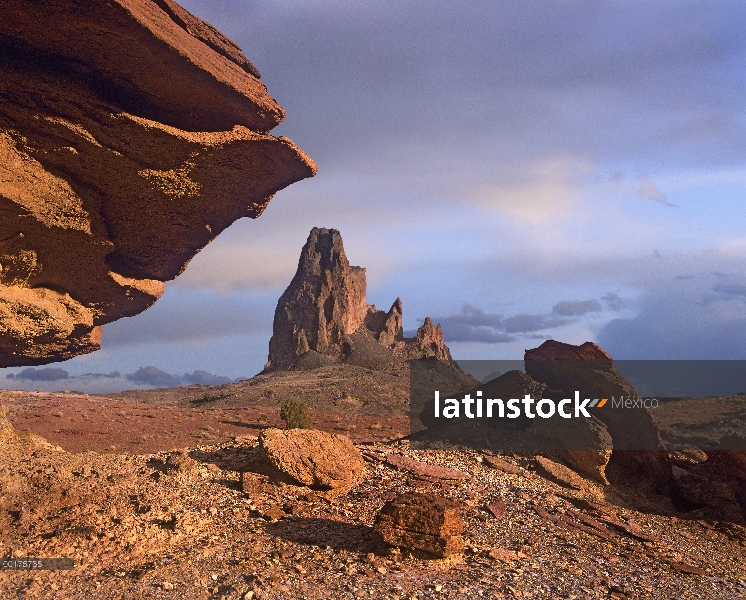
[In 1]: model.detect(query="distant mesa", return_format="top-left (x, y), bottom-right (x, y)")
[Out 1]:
top-left (0, 0), bottom-right (315, 367)
top-left (264, 227), bottom-right (453, 371)
top-left (126, 366), bottom-right (234, 387)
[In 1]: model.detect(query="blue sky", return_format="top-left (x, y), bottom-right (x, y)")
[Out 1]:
top-left (3, 0), bottom-right (746, 392)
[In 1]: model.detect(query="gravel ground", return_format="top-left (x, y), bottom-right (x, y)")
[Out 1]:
top-left (2, 430), bottom-right (745, 600)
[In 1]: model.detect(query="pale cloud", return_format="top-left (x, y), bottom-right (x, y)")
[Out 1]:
top-left (176, 242), bottom-right (297, 292)
top-left (637, 172), bottom-right (676, 207)
top-left (472, 157), bottom-right (592, 223)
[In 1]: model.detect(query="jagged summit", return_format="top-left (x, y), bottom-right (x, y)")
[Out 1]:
top-left (264, 228), bottom-right (452, 371)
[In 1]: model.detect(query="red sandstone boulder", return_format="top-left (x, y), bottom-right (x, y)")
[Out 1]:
top-left (524, 340), bottom-right (671, 494)
top-left (258, 428), bottom-right (365, 491)
top-left (373, 492), bottom-right (465, 558)
top-left (0, 0), bottom-right (315, 366)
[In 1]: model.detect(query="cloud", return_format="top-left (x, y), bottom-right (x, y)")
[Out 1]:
top-left (81, 371), bottom-right (122, 379)
top-left (124, 366), bottom-right (237, 388)
top-left (101, 288), bottom-right (276, 347)
top-left (712, 283), bottom-right (746, 297)
top-left (471, 157), bottom-right (590, 223)
top-left (429, 301), bottom-right (596, 343)
top-left (9, 368), bottom-right (69, 381)
top-left (601, 292), bottom-right (626, 312)
top-left (637, 173), bottom-right (676, 207)
top-left (552, 299), bottom-right (602, 317)
top-left (597, 273), bottom-right (746, 359)
top-left (214, 0), bottom-right (746, 178)
top-left (428, 304), bottom-right (513, 344)
top-left (501, 314), bottom-right (568, 333)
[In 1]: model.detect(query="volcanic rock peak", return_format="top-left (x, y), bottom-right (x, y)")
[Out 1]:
top-left (265, 228), bottom-right (452, 371)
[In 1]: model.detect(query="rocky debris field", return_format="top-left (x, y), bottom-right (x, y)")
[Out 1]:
top-left (2, 402), bottom-right (746, 599)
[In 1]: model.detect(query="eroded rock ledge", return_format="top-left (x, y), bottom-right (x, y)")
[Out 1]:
top-left (0, 0), bottom-right (316, 366)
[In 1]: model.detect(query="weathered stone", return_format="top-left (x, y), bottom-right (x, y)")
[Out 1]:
top-left (262, 506), bottom-right (287, 522)
top-left (485, 500), bottom-right (507, 520)
top-left (524, 341), bottom-right (662, 451)
top-left (488, 547), bottom-right (519, 562)
top-left (265, 228), bottom-right (453, 371)
top-left (0, 0), bottom-right (315, 366)
top-left (524, 340), bottom-right (672, 493)
top-left (667, 561), bottom-right (707, 575)
top-left (373, 492), bottom-right (465, 558)
top-left (240, 471), bottom-right (264, 494)
top-left (391, 317), bottom-right (452, 362)
top-left (164, 450), bottom-right (197, 474)
top-left (527, 415), bottom-right (612, 485)
top-left (258, 428), bottom-right (365, 491)
top-left (482, 454), bottom-right (522, 474)
top-left (597, 516), bottom-right (657, 542)
top-left (534, 456), bottom-right (588, 490)
top-left (384, 454), bottom-right (469, 481)
top-left (670, 445), bottom-right (746, 524)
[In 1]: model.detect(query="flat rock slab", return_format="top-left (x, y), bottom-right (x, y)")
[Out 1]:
top-left (374, 492), bottom-right (465, 558)
top-left (485, 500), bottom-right (507, 520)
top-left (385, 454), bottom-right (469, 480)
top-left (535, 456), bottom-right (587, 490)
top-left (258, 428), bottom-right (365, 490)
top-left (482, 454), bottom-right (522, 474)
top-left (489, 547), bottom-right (519, 562)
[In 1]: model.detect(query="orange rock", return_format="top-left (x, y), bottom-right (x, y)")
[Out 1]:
top-left (0, 0), bottom-right (316, 366)
top-left (373, 492), bottom-right (465, 558)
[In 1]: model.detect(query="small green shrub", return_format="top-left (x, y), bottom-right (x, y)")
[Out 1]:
top-left (258, 413), bottom-right (268, 423)
top-left (280, 397), bottom-right (312, 430)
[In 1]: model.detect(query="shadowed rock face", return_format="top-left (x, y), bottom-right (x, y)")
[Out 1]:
top-left (0, 0), bottom-right (316, 366)
top-left (524, 340), bottom-right (673, 495)
top-left (265, 228), bottom-right (452, 371)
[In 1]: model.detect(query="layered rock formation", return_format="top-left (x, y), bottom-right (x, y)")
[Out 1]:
top-left (265, 228), bottom-right (452, 371)
top-left (0, 0), bottom-right (316, 366)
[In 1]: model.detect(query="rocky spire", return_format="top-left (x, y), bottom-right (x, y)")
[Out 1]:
top-left (266, 228), bottom-right (368, 370)
top-left (265, 228), bottom-right (453, 371)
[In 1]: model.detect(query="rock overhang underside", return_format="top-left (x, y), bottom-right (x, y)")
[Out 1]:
top-left (0, 0), bottom-right (316, 367)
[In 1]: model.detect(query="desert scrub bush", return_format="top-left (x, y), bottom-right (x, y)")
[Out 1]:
top-left (280, 397), bottom-right (312, 429)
